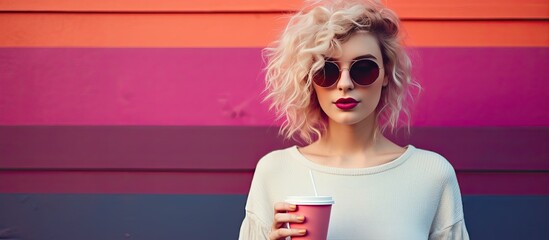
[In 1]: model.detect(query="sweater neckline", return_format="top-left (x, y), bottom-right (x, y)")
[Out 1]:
top-left (289, 145), bottom-right (415, 175)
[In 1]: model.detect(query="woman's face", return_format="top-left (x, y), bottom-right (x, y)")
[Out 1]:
top-left (313, 31), bottom-right (387, 126)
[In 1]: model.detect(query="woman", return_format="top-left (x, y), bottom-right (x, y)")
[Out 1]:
top-left (239, 0), bottom-right (470, 239)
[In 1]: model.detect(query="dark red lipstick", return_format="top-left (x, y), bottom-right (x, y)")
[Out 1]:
top-left (335, 98), bottom-right (359, 110)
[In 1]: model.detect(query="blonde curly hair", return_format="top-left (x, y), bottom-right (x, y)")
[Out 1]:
top-left (263, 0), bottom-right (420, 144)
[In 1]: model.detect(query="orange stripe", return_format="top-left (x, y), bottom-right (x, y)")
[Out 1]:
top-left (0, 0), bottom-right (301, 12)
top-left (0, 13), bottom-right (547, 47)
top-left (387, 0), bottom-right (549, 20)
top-left (405, 20), bottom-right (549, 47)
top-left (0, 0), bottom-right (547, 19)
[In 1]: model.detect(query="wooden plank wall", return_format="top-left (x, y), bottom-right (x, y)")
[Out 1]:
top-left (0, 0), bottom-right (548, 239)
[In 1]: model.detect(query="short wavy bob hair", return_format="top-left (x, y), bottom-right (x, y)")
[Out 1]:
top-left (264, 0), bottom-right (420, 144)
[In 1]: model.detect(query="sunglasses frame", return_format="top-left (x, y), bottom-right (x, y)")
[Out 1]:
top-left (314, 58), bottom-right (384, 88)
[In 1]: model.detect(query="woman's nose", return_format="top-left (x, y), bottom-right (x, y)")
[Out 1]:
top-left (337, 68), bottom-right (355, 91)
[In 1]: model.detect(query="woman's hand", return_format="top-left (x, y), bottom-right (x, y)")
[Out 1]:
top-left (268, 202), bottom-right (307, 240)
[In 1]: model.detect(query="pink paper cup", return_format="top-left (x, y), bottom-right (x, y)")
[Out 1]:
top-left (285, 196), bottom-right (335, 240)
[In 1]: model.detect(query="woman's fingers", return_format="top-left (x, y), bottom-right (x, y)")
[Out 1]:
top-left (270, 202), bottom-right (307, 240)
top-left (274, 202), bottom-right (297, 213)
top-left (274, 213), bottom-right (305, 225)
top-left (273, 213), bottom-right (305, 228)
top-left (269, 228), bottom-right (307, 240)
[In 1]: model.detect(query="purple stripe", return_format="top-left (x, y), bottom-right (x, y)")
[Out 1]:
top-left (1, 126), bottom-right (547, 171)
top-left (388, 127), bottom-right (549, 171)
top-left (0, 47), bottom-right (548, 126)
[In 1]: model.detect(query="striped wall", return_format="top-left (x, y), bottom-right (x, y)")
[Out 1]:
top-left (0, 0), bottom-right (548, 239)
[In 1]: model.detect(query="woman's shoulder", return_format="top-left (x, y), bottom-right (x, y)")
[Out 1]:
top-left (408, 146), bottom-right (457, 176)
top-left (410, 146), bottom-right (445, 159)
top-left (254, 146), bottom-right (298, 173)
top-left (257, 146), bottom-right (295, 162)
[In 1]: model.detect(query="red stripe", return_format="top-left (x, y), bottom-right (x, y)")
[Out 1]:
top-left (0, 170), bottom-right (546, 195)
top-left (0, 171), bottom-right (254, 194)
top-left (0, 48), bottom-right (547, 126)
top-left (457, 171), bottom-right (549, 195)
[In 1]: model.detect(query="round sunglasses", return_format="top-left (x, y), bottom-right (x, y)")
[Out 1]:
top-left (313, 58), bottom-right (383, 88)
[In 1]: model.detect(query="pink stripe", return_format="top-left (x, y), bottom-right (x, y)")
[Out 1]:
top-left (0, 170), bottom-right (546, 195)
top-left (0, 48), bottom-right (274, 125)
top-left (410, 47), bottom-right (548, 126)
top-left (0, 47), bottom-right (547, 126)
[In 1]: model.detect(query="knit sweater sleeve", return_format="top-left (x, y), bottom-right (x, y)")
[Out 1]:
top-left (238, 211), bottom-right (270, 240)
top-left (238, 153), bottom-right (274, 240)
top-left (429, 219), bottom-right (469, 240)
top-left (428, 158), bottom-right (470, 240)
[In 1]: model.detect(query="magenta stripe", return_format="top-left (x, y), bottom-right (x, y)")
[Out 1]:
top-left (0, 47), bottom-right (547, 126)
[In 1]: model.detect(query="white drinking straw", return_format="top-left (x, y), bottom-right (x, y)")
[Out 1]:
top-left (309, 170), bottom-right (319, 196)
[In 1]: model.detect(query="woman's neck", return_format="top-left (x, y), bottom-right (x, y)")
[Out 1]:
top-left (299, 115), bottom-right (406, 168)
top-left (318, 115), bottom-right (380, 155)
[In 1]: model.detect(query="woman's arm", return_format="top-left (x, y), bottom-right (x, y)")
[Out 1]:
top-left (429, 164), bottom-right (470, 240)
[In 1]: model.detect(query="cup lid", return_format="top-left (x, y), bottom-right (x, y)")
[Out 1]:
top-left (285, 196), bottom-right (335, 205)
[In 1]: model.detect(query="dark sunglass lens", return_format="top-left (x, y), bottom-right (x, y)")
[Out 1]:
top-left (313, 62), bottom-right (340, 87)
top-left (350, 59), bottom-right (380, 86)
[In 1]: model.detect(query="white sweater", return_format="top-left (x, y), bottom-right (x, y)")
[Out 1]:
top-left (239, 145), bottom-right (470, 240)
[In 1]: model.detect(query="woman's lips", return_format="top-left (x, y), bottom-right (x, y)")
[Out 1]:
top-left (335, 98), bottom-right (359, 110)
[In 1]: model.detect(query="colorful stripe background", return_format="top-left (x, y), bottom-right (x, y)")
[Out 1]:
top-left (1, 0), bottom-right (548, 239)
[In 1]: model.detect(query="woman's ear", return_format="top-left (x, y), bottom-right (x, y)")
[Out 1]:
top-left (382, 76), bottom-right (389, 87)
